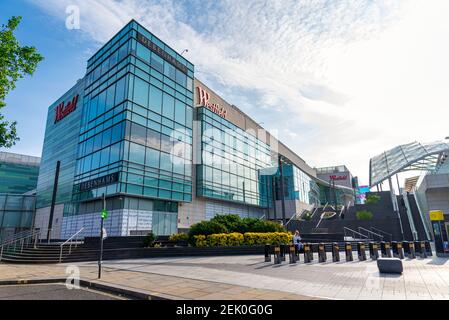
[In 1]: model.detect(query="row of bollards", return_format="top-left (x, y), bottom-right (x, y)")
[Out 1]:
top-left (265, 240), bottom-right (433, 265)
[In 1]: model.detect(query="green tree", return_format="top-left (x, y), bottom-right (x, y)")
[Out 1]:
top-left (0, 16), bottom-right (44, 147)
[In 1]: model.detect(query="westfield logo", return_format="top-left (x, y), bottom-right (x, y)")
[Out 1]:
top-left (54, 95), bottom-right (79, 123)
top-left (330, 175), bottom-right (348, 181)
top-left (197, 86), bottom-right (227, 119)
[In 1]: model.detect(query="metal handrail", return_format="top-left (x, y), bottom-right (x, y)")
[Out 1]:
top-left (343, 227), bottom-right (370, 240)
top-left (370, 227), bottom-right (393, 242)
top-left (0, 229), bottom-right (41, 262)
top-left (59, 227), bottom-right (84, 263)
top-left (310, 206), bottom-right (320, 219)
top-left (0, 229), bottom-right (36, 245)
top-left (358, 227), bottom-right (384, 241)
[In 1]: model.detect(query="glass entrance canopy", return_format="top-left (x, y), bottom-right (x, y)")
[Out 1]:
top-left (369, 140), bottom-right (449, 187)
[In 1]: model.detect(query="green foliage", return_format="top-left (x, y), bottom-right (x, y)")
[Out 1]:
top-left (169, 233), bottom-right (189, 242)
top-left (302, 212), bottom-right (312, 221)
top-left (365, 194), bottom-right (381, 205)
top-left (188, 220), bottom-right (228, 245)
top-left (143, 232), bottom-right (156, 247)
top-left (209, 214), bottom-right (285, 234)
top-left (356, 210), bottom-right (373, 221)
top-left (0, 16), bottom-right (44, 147)
top-left (193, 232), bottom-right (293, 247)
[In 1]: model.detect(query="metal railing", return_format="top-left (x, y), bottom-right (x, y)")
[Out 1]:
top-left (310, 206), bottom-right (320, 219)
top-left (370, 226), bottom-right (393, 242)
top-left (343, 227), bottom-right (371, 240)
top-left (358, 227), bottom-right (384, 241)
top-left (0, 229), bottom-right (35, 245)
top-left (59, 227), bottom-right (84, 263)
top-left (0, 229), bottom-right (41, 262)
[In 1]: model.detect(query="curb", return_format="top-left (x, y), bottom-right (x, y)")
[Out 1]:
top-left (0, 278), bottom-right (178, 300)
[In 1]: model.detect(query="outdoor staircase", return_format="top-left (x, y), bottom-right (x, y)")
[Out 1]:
top-left (0, 237), bottom-right (147, 264)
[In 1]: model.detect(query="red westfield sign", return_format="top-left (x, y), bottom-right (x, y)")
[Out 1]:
top-left (330, 175), bottom-right (348, 181)
top-left (197, 86), bottom-right (227, 119)
top-left (54, 95), bottom-right (79, 123)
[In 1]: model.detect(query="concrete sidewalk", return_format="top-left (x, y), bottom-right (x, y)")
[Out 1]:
top-left (0, 263), bottom-right (316, 300)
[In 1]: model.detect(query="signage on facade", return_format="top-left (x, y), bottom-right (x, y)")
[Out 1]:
top-left (329, 175), bottom-right (348, 181)
top-left (197, 86), bottom-right (227, 119)
top-left (54, 95), bottom-right (79, 123)
top-left (78, 172), bottom-right (119, 192)
top-left (136, 32), bottom-right (188, 74)
top-left (430, 210), bottom-right (444, 221)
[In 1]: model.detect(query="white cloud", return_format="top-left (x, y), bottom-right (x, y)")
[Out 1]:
top-left (29, 0), bottom-right (449, 185)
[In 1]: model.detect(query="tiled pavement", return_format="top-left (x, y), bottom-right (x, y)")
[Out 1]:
top-left (2, 253), bottom-right (449, 299)
top-left (0, 262), bottom-right (315, 300)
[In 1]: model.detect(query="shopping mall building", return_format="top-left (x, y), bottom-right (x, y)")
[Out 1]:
top-left (32, 20), bottom-right (355, 239)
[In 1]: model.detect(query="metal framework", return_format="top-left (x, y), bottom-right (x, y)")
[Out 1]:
top-left (369, 140), bottom-right (449, 187)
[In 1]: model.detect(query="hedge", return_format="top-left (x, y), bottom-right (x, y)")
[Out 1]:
top-left (193, 232), bottom-right (292, 247)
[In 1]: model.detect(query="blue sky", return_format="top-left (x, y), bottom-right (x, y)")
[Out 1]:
top-left (2, 0), bottom-right (449, 187)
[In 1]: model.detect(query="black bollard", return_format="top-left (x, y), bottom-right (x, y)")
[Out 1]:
top-left (265, 244), bottom-right (271, 262)
top-left (289, 245), bottom-right (297, 264)
top-left (280, 245), bottom-right (286, 262)
top-left (318, 243), bottom-right (327, 263)
top-left (345, 243), bottom-right (353, 262)
top-left (404, 241), bottom-right (415, 259)
top-left (424, 241), bottom-right (432, 257)
top-left (332, 243), bottom-right (340, 262)
top-left (391, 241), bottom-right (404, 259)
top-left (369, 242), bottom-right (379, 260)
top-left (381, 242), bottom-right (392, 258)
top-left (418, 241), bottom-right (427, 258)
top-left (303, 243), bottom-right (311, 263)
top-left (357, 242), bottom-right (367, 261)
top-left (274, 246), bottom-right (281, 264)
top-left (295, 243), bottom-right (300, 262)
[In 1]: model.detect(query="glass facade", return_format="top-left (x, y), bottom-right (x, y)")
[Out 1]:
top-left (0, 152), bottom-right (40, 194)
top-left (280, 163), bottom-right (320, 206)
top-left (197, 107), bottom-right (275, 207)
top-left (71, 20), bottom-right (194, 208)
top-left (0, 194), bottom-right (35, 240)
top-left (36, 80), bottom-right (84, 210)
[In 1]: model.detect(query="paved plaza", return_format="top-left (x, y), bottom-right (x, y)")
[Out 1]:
top-left (2, 253), bottom-right (449, 299)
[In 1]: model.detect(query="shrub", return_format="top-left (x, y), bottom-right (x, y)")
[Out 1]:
top-left (302, 212), bottom-right (312, 221)
top-left (356, 210), bottom-right (373, 220)
top-left (210, 214), bottom-right (241, 232)
top-left (365, 194), bottom-right (380, 205)
top-left (210, 215), bottom-right (285, 234)
top-left (143, 232), bottom-right (155, 247)
top-left (193, 235), bottom-right (207, 247)
top-left (188, 220), bottom-right (228, 245)
top-left (207, 233), bottom-right (244, 247)
top-left (244, 232), bottom-right (292, 246)
top-left (169, 233), bottom-right (189, 242)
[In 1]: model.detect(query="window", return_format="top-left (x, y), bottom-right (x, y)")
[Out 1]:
top-left (130, 122), bottom-right (147, 146)
top-left (110, 142), bottom-right (121, 163)
top-left (97, 91), bottom-right (106, 116)
top-left (150, 54), bottom-right (164, 73)
top-left (160, 152), bottom-right (172, 171)
top-left (111, 122), bottom-right (123, 144)
top-left (164, 62), bottom-right (176, 80)
top-left (146, 129), bottom-right (160, 149)
top-left (102, 128), bottom-right (112, 148)
top-left (88, 96), bottom-right (98, 122)
top-left (134, 77), bottom-right (149, 107)
top-left (136, 43), bottom-right (151, 62)
top-left (100, 147), bottom-right (110, 167)
top-left (128, 142), bottom-right (145, 164)
top-left (105, 84), bottom-right (116, 111)
top-left (91, 151), bottom-right (100, 170)
top-left (174, 100), bottom-right (186, 125)
top-left (93, 134), bottom-right (102, 152)
top-left (162, 93), bottom-right (174, 119)
top-left (149, 86), bottom-right (162, 114)
top-left (185, 107), bottom-right (193, 128)
top-left (118, 41), bottom-right (129, 61)
top-left (115, 77), bottom-right (126, 105)
top-left (176, 69), bottom-right (187, 87)
top-left (160, 134), bottom-right (173, 154)
top-left (145, 148), bottom-right (160, 168)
